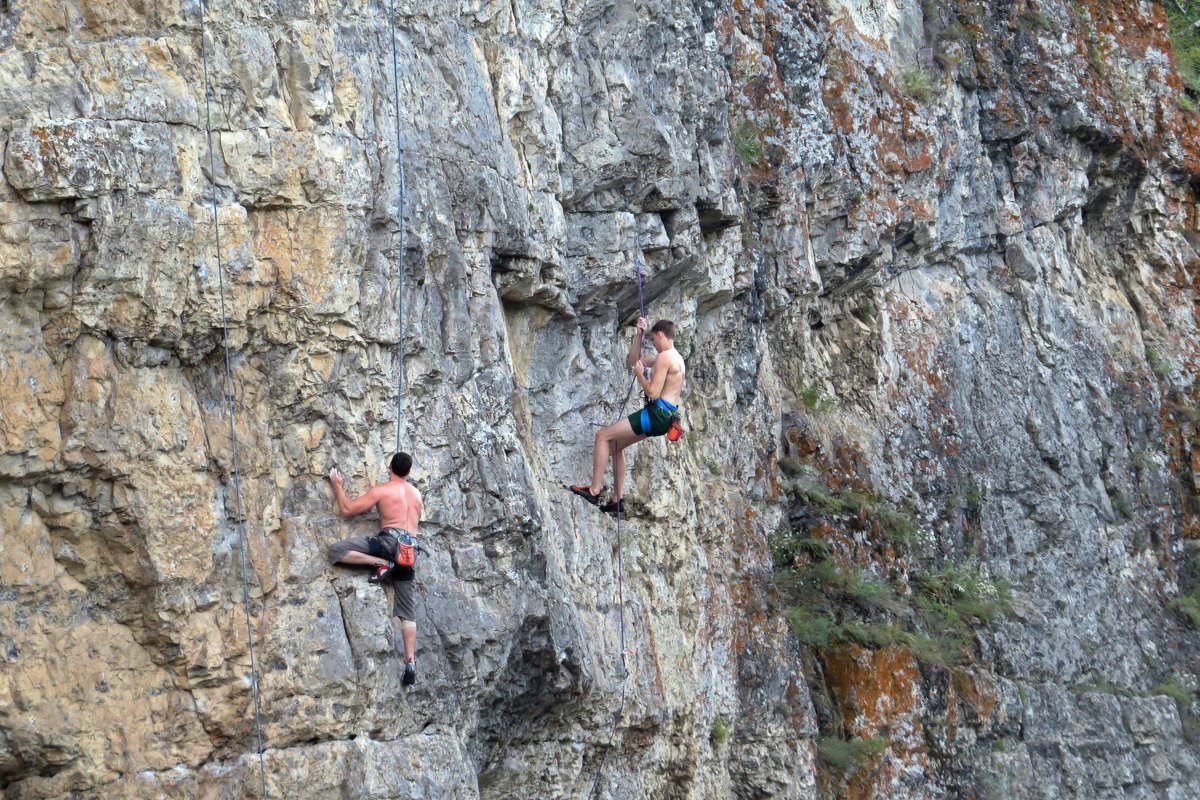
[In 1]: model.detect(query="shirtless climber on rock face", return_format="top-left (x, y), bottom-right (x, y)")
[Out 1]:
top-left (569, 318), bottom-right (686, 514)
top-left (328, 452), bottom-right (424, 685)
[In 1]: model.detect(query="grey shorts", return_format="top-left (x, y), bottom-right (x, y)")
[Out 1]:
top-left (327, 534), bottom-right (375, 563)
top-left (391, 575), bottom-right (416, 622)
top-left (328, 532), bottom-right (417, 622)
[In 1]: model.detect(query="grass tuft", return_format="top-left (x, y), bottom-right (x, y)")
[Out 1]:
top-left (710, 717), bottom-right (733, 746)
top-left (789, 481), bottom-right (920, 545)
top-left (797, 381), bottom-right (837, 412)
top-left (785, 610), bottom-right (841, 646)
top-left (1145, 346), bottom-right (1171, 377)
top-left (818, 736), bottom-right (888, 772)
top-left (1017, 9), bottom-right (1057, 32)
top-left (902, 68), bottom-right (937, 103)
top-left (734, 122), bottom-right (764, 165)
top-left (1153, 675), bottom-right (1196, 709)
top-left (1172, 588), bottom-right (1200, 630)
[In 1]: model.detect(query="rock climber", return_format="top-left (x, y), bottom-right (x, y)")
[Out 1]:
top-left (569, 317), bottom-right (685, 515)
top-left (328, 452), bottom-right (424, 686)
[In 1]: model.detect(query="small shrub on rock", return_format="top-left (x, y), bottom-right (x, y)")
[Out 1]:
top-left (903, 68), bottom-right (937, 103)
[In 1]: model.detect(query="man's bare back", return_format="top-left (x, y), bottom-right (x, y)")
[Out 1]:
top-left (645, 348), bottom-right (685, 406)
top-left (373, 478), bottom-right (422, 531)
top-left (635, 316), bottom-right (685, 407)
top-left (329, 469), bottom-right (422, 532)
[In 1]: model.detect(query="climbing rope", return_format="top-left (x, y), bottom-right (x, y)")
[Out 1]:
top-left (385, 0), bottom-right (407, 455)
top-left (586, 225), bottom-right (646, 799)
top-left (198, 4), bottom-right (268, 796)
top-left (636, 228), bottom-right (646, 356)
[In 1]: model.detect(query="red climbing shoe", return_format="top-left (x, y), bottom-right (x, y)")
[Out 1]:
top-left (567, 484), bottom-right (605, 505)
top-left (368, 562), bottom-right (393, 584)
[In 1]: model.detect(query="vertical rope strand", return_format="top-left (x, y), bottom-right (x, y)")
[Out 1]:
top-left (622, 225), bottom-right (644, 672)
top-left (615, 516), bottom-right (627, 671)
top-left (198, 5), bottom-right (268, 796)
top-left (636, 227), bottom-right (646, 354)
top-left (387, 0), bottom-right (407, 455)
top-left (586, 224), bottom-right (646, 798)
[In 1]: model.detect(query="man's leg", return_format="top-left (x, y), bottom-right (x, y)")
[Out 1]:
top-left (610, 423), bottom-right (646, 501)
top-left (592, 418), bottom-right (644, 495)
top-left (336, 550), bottom-right (390, 568)
top-left (394, 578), bottom-right (419, 685)
top-left (328, 536), bottom-right (390, 568)
top-left (590, 421), bottom-right (614, 495)
top-left (400, 620), bottom-right (416, 662)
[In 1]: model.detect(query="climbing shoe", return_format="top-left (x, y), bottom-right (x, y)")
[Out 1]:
top-left (600, 499), bottom-right (624, 516)
top-left (403, 660), bottom-right (416, 686)
top-left (567, 484), bottom-right (605, 505)
top-left (368, 562), bottom-right (393, 584)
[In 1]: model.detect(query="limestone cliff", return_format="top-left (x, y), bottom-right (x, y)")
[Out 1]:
top-left (1, 0), bottom-right (1198, 798)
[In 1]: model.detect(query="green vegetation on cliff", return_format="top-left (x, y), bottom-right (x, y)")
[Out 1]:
top-left (1165, 0), bottom-right (1200, 96)
top-left (772, 482), bottom-right (1013, 667)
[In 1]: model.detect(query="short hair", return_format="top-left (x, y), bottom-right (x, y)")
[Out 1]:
top-left (650, 320), bottom-right (675, 339)
top-left (390, 452), bottom-right (412, 477)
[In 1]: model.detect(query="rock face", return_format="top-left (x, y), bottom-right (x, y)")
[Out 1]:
top-left (1, 0), bottom-right (1197, 798)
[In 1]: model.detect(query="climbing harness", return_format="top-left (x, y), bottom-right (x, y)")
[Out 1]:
top-left (386, 0), bottom-right (408, 454)
top-left (197, 2), bottom-right (268, 796)
top-left (370, 528), bottom-right (417, 567)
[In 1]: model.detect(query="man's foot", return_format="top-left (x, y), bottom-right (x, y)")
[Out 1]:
top-left (600, 498), bottom-right (624, 515)
top-left (368, 562), bottom-right (394, 584)
top-left (403, 660), bottom-right (416, 686)
top-left (567, 484), bottom-right (605, 505)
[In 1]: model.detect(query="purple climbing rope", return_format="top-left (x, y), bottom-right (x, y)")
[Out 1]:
top-left (636, 227), bottom-right (646, 356)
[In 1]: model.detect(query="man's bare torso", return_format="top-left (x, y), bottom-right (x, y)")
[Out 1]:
top-left (375, 478), bottom-right (422, 532)
top-left (655, 349), bottom-right (686, 406)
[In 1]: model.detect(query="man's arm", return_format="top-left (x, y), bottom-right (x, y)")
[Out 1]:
top-left (626, 317), bottom-right (656, 369)
top-left (633, 357), bottom-right (669, 401)
top-left (329, 468), bottom-right (379, 518)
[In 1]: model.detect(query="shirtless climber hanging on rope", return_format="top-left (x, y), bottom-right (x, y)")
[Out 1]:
top-left (568, 318), bottom-right (686, 515)
top-left (327, 452), bottom-right (424, 685)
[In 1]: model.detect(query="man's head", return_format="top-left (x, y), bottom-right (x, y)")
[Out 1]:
top-left (390, 452), bottom-right (413, 478)
top-left (650, 319), bottom-right (675, 350)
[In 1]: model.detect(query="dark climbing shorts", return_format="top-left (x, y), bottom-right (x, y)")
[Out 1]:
top-left (628, 399), bottom-right (679, 437)
top-left (328, 530), bottom-right (418, 622)
top-left (391, 571), bottom-right (416, 622)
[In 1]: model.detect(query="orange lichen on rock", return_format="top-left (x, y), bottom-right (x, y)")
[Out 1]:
top-left (822, 645), bottom-right (922, 735)
top-left (949, 667), bottom-right (1000, 730)
top-left (821, 644), bottom-right (928, 800)
top-left (1067, 0), bottom-right (1200, 168)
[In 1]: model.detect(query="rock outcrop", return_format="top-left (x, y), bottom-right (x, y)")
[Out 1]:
top-left (1, 0), bottom-right (1198, 798)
